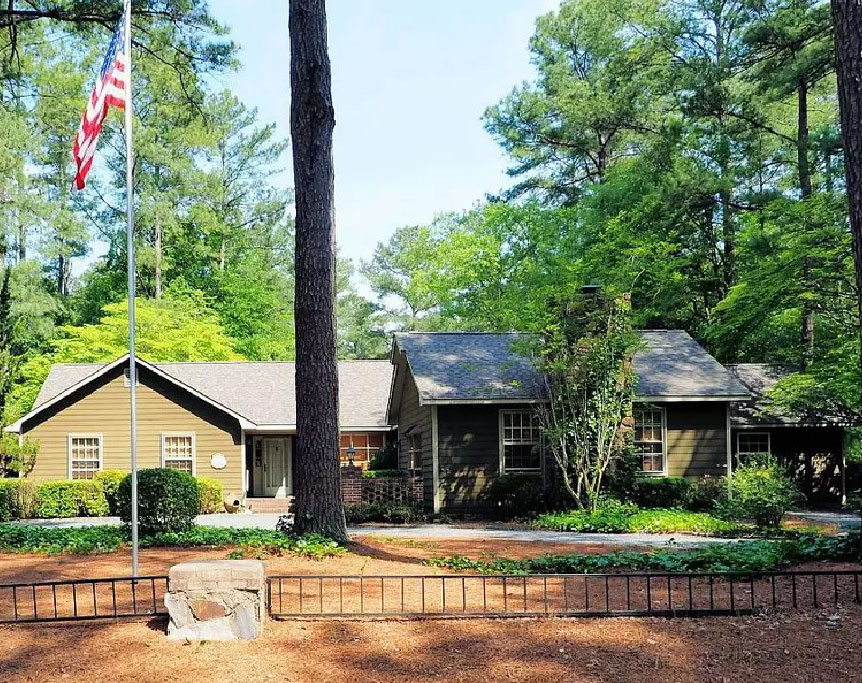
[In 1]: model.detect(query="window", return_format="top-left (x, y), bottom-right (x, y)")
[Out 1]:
top-left (161, 434), bottom-right (195, 474)
top-left (406, 431), bottom-right (422, 470)
top-left (123, 368), bottom-right (140, 387)
top-left (500, 410), bottom-right (542, 472)
top-left (339, 432), bottom-right (385, 468)
top-left (69, 435), bottom-right (102, 480)
top-left (634, 407), bottom-right (665, 473)
top-left (737, 432), bottom-right (770, 456)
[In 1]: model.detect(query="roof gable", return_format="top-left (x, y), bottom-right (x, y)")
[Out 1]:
top-left (19, 358), bottom-right (394, 431)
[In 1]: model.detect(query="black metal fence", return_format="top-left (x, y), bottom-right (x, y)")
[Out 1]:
top-left (266, 570), bottom-right (862, 619)
top-left (0, 575), bottom-right (168, 624)
top-left (2, 569), bottom-right (860, 624)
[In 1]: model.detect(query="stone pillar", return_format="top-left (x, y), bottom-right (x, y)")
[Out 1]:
top-left (164, 560), bottom-right (265, 640)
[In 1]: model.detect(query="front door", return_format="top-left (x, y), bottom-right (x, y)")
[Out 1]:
top-left (262, 438), bottom-right (291, 498)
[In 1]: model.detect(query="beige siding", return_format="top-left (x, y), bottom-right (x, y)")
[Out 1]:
top-left (22, 368), bottom-right (243, 502)
top-left (665, 402), bottom-right (728, 478)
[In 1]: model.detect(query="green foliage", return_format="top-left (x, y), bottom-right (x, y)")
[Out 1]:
top-left (0, 435), bottom-right (39, 478)
top-left (532, 292), bottom-right (639, 510)
top-left (361, 469), bottom-right (406, 479)
top-left (428, 535), bottom-right (857, 575)
top-left (93, 470), bottom-right (126, 515)
top-left (484, 474), bottom-right (548, 520)
top-left (533, 503), bottom-right (741, 534)
top-left (35, 480), bottom-right (109, 518)
top-left (196, 477), bottom-right (224, 514)
top-left (344, 502), bottom-right (423, 524)
top-left (716, 457), bottom-right (803, 527)
top-left (0, 479), bottom-right (38, 522)
top-left (368, 440), bottom-right (399, 471)
top-left (117, 469), bottom-right (200, 535)
top-left (0, 523), bottom-right (345, 558)
top-left (629, 477), bottom-right (694, 509)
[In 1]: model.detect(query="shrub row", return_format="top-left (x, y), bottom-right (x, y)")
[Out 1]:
top-left (533, 503), bottom-right (742, 534)
top-left (0, 470), bottom-right (225, 522)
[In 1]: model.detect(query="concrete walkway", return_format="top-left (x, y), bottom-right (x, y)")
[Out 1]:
top-left (786, 510), bottom-right (860, 529)
top-left (11, 515), bottom-right (738, 547)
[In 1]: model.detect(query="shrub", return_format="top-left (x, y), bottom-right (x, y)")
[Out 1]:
top-left (689, 477), bottom-right (726, 512)
top-left (35, 480), bottom-right (109, 518)
top-left (344, 501), bottom-right (422, 524)
top-left (0, 479), bottom-right (38, 521)
top-left (484, 474), bottom-right (547, 520)
top-left (368, 441), bottom-right (398, 470)
top-left (94, 470), bottom-right (127, 515)
top-left (196, 477), bottom-right (224, 514)
top-left (716, 457), bottom-right (803, 527)
top-left (630, 477), bottom-right (693, 509)
top-left (361, 469), bottom-right (406, 479)
top-left (117, 468), bottom-right (200, 534)
top-left (533, 502), bottom-right (741, 534)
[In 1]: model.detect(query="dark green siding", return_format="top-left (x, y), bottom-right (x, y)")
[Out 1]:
top-left (394, 370), bottom-right (434, 511)
top-left (665, 402), bottom-right (728, 477)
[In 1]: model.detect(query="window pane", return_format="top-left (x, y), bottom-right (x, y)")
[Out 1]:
top-left (504, 444), bottom-right (541, 471)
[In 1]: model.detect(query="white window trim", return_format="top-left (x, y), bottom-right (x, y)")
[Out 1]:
top-left (160, 432), bottom-right (196, 476)
top-left (68, 433), bottom-right (103, 480)
top-left (736, 431), bottom-right (771, 456)
top-left (123, 368), bottom-right (141, 387)
top-left (498, 409), bottom-right (543, 474)
top-left (634, 406), bottom-right (667, 476)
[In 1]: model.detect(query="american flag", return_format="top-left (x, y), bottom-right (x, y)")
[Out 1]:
top-left (71, 9), bottom-right (128, 191)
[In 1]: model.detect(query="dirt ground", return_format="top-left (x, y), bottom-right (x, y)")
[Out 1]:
top-left (1, 537), bottom-right (861, 682)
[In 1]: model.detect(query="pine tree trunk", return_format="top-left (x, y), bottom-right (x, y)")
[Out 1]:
top-left (832, 0), bottom-right (862, 408)
top-left (154, 215), bottom-right (163, 299)
top-left (289, 0), bottom-right (346, 540)
top-left (798, 76), bottom-right (815, 370)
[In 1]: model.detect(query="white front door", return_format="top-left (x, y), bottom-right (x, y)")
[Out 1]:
top-left (262, 438), bottom-right (292, 498)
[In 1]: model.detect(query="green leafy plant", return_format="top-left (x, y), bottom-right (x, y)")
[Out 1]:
top-left (344, 501), bottom-right (422, 524)
top-left (117, 468), bottom-right (200, 534)
top-left (485, 474), bottom-right (547, 520)
top-left (427, 534), bottom-right (857, 575)
top-left (35, 480), bottom-right (109, 518)
top-left (361, 469), bottom-right (406, 479)
top-left (716, 457), bottom-right (803, 527)
top-left (196, 477), bottom-right (224, 514)
top-left (630, 477), bottom-right (693, 509)
top-left (93, 470), bottom-right (127, 515)
top-left (368, 441), bottom-right (399, 470)
top-left (0, 478), bottom-right (38, 521)
top-left (533, 502), bottom-right (742, 534)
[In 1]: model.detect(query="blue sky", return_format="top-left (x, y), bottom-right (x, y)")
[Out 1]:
top-left (208, 0), bottom-right (559, 266)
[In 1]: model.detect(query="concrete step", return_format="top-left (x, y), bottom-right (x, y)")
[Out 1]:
top-left (246, 498), bottom-right (293, 514)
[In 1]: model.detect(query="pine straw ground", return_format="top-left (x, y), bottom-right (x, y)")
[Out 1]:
top-left (0, 536), bottom-right (861, 683)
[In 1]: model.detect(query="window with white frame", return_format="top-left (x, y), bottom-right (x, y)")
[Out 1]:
top-left (161, 434), bottom-right (195, 474)
top-left (500, 410), bottom-right (542, 472)
top-left (69, 435), bottom-right (102, 479)
top-left (634, 406), bottom-right (665, 473)
top-left (123, 368), bottom-right (140, 387)
top-left (737, 431), bottom-right (770, 456)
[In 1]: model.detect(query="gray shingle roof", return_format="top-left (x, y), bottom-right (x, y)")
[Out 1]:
top-left (394, 330), bottom-right (750, 402)
top-left (34, 360), bottom-right (393, 428)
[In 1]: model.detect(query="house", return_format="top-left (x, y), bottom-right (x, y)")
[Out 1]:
top-left (727, 363), bottom-right (847, 507)
top-left (9, 329), bottom-right (847, 515)
top-left (7, 356), bottom-right (395, 510)
top-left (387, 330), bottom-right (752, 514)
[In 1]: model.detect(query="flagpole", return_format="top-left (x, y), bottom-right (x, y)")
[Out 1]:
top-left (122, 0), bottom-right (139, 579)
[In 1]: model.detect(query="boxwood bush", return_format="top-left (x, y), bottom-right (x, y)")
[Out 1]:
top-left (35, 480), bottom-right (109, 518)
top-left (630, 477), bottom-right (693, 508)
top-left (344, 501), bottom-right (422, 524)
top-left (485, 474), bottom-right (547, 520)
top-left (117, 468), bottom-right (200, 534)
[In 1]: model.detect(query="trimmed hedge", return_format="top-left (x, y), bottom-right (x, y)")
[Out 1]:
top-left (197, 477), bottom-right (224, 514)
top-left (630, 477), bottom-right (692, 508)
top-left (117, 468), bottom-right (200, 534)
top-left (35, 480), bottom-right (109, 518)
top-left (344, 501), bottom-right (423, 524)
top-left (94, 470), bottom-right (127, 515)
top-left (0, 479), bottom-right (38, 522)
